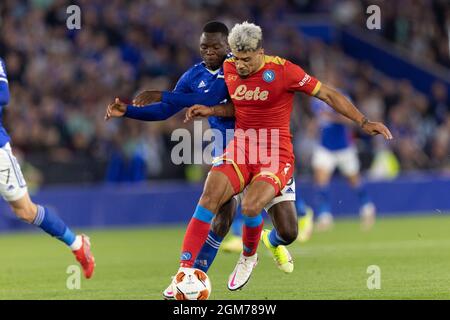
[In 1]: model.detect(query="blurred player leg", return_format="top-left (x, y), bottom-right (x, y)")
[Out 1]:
top-left (347, 174), bottom-right (376, 231)
top-left (312, 146), bottom-right (335, 232)
top-left (1, 143), bottom-right (95, 278)
top-left (296, 196), bottom-right (314, 243)
top-left (314, 170), bottom-right (334, 232)
top-left (337, 147), bottom-right (376, 231)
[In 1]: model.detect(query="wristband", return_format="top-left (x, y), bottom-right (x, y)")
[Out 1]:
top-left (360, 117), bottom-right (369, 128)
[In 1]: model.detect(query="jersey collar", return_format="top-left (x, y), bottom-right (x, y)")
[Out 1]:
top-left (201, 61), bottom-right (221, 75)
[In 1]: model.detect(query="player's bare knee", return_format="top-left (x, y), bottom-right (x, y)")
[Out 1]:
top-left (241, 200), bottom-right (264, 217)
top-left (198, 193), bottom-right (221, 213)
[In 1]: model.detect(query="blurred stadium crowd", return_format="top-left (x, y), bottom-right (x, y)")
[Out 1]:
top-left (0, 0), bottom-right (448, 185)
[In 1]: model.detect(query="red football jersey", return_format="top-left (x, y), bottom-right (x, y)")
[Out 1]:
top-left (223, 55), bottom-right (322, 157)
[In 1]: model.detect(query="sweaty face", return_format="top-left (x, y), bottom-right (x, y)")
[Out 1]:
top-left (199, 33), bottom-right (229, 70)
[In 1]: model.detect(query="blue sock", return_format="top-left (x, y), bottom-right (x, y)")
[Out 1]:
top-left (355, 184), bottom-right (371, 207)
top-left (296, 198), bottom-right (307, 217)
top-left (32, 205), bottom-right (76, 247)
top-left (193, 231), bottom-right (223, 272)
top-left (243, 214), bottom-right (263, 227)
top-left (268, 228), bottom-right (289, 247)
top-left (316, 185), bottom-right (331, 216)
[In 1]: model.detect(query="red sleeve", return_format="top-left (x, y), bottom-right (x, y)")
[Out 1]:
top-left (223, 59), bottom-right (234, 77)
top-left (284, 60), bottom-right (321, 96)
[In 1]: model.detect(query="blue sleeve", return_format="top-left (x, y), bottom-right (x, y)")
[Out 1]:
top-left (123, 69), bottom-right (194, 122)
top-left (0, 59), bottom-right (10, 106)
top-left (124, 102), bottom-right (184, 121)
top-left (161, 75), bottom-right (228, 108)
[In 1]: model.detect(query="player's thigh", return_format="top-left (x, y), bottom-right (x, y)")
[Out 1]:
top-left (240, 180), bottom-right (276, 217)
top-left (200, 167), bottom-right (238, 213)
top-left (0, 143), bottom-right (28, 204)
top-left (336, 147), bottom-right (360, 178)
top-left (267, 200), bottom-right (298, 243)
top-left (211, 197), bottom-right (238, 238)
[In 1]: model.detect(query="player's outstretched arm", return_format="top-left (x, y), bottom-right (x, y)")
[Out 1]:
top-left (184, 103), bottom-right (235, 123)
top-left (132, 90), bottom-right (162, 107)
top-left (315, 84), bottom-right (393, 140)
top-left (105, 97), bottom-right (184, 121)
top-left (162, 76), bottom-right (228, 109)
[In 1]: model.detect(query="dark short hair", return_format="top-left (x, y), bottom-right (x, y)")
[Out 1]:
top-left (202, 21), bottom-right (229, 37)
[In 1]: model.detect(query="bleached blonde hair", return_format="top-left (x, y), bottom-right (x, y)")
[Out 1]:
top-left (228, 21), bottom-right (262, 52)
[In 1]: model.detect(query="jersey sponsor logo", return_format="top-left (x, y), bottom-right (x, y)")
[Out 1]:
top-left (231, 84), bottom-right (269, 101)
top-left (299, 74), bottom-right (311, 87)
top-left (263, 70), bottom-right (275, 83)
top-left (180, 251), bottom-right (192, 261)
top-left (198, 80), bottom-right (206, 88)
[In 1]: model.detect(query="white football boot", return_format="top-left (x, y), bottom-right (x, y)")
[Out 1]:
top-left (162, 267), bottom-right (189, 300)
top-left (227, 252), bottom-right (258, 291)
top-left (162, 276), bottom-right (175, 300)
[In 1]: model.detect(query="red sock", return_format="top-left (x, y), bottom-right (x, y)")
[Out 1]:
top-left (242, 220), bottom-right (264, 257)
top-left (180, 218), bottom-right (211, 267)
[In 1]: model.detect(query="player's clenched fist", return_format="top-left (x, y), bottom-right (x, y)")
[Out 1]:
top-left (104, 98), bottom-right (127, 121)
top-left (184, 104), bottom-right (213, 123)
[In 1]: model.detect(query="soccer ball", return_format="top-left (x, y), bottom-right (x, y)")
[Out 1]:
top-left (172, 268), bottom-right (212, 300)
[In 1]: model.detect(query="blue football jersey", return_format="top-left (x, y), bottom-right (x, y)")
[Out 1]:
top-left (174, 59), bottom-right (235, 156)
top-left (311, 93), bottom-right (352, 151)
top-left (0, 58), bottom-right (10, 148)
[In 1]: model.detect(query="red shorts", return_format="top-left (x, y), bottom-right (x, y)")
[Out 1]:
top-left (210, 136), bottom-right (295, 196)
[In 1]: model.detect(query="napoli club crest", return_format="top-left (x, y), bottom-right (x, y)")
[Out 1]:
top-left (263, 70), bottom-right (275, 83)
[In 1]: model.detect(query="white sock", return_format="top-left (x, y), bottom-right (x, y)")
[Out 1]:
top-left (70, 235), bottom-right (83, 251)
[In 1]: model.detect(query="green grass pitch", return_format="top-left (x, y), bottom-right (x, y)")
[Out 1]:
top-left (1, 213), bottom-right (450, 300)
